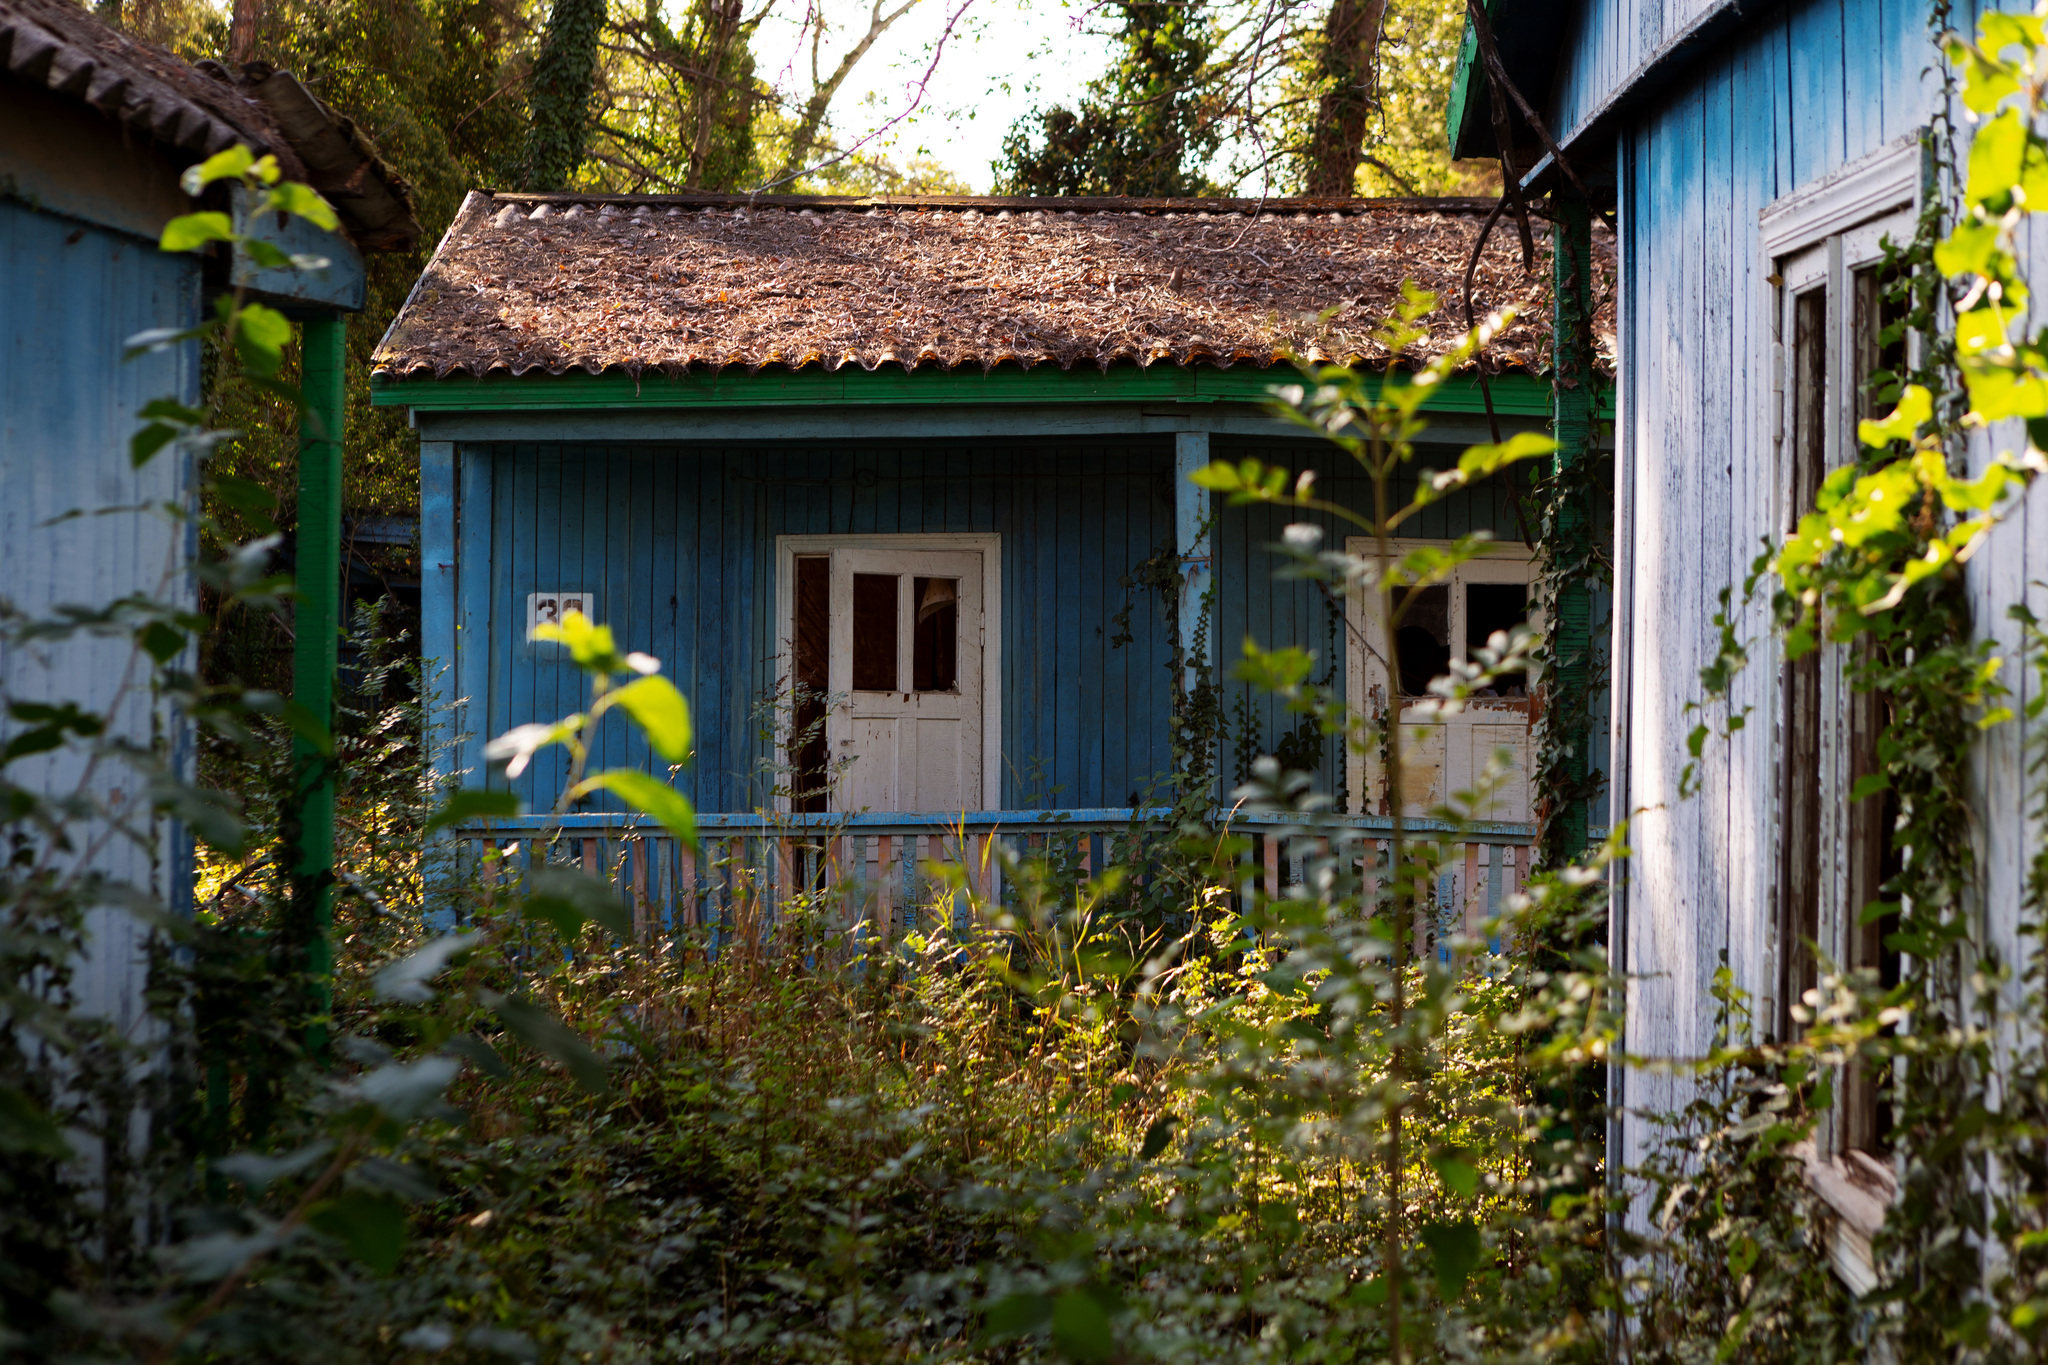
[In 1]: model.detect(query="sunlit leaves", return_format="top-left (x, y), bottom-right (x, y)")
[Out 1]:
top-left (568, 767), bottom-right (697, 846)
top-left (159, 211), bottom-right (235, 252)
top-left (605, 674), bottom-right (691, 762)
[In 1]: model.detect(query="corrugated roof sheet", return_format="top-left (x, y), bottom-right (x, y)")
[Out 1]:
top-left (372, 190), bottom-right (1614, 380)
top-left (0, 0), bottom-right (416, 250)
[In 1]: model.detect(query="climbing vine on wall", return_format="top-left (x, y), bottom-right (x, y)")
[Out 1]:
top-left (1672, 5), bottom-right (2048, 1353)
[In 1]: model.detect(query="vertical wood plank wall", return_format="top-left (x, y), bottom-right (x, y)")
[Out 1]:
top-left (0, 199), bottom-right (200, 1033)
top-left (1603, 0), bottom-right (2048, 1184)
top-left (448, 437), bottom-right (1554, 818)
top-left (461, 442), bottom-right (1182, 813)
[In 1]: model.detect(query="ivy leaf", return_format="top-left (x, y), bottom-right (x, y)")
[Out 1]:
top-left (1968, 108), bottom-right (2029, 205)
top-left (352, 1055), bottom-right (461, 1121)
top-left (240, 237), bottom-right (294, 270)
top-left (605, 675), bottom-right (692, 762)
top-left (308, 1190), bottom-right (406, 1276)
top-left (213, 1140), bottom-right (333, 1192)
top-left (569, 768), bottom-right (696, 847)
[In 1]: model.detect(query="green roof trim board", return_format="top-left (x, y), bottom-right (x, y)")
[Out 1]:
top-left (371, 364), bottom-right (1586, 417)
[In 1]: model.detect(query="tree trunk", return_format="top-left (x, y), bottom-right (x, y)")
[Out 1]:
top-left (521, 0), bottom-right (606, 190)
top-left (1302, 0), bottom-right (1388, 197)
top-left (228, 0), bottom-right (262, 65)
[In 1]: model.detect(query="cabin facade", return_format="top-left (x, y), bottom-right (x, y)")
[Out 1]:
top-left (376, 192), bottom-right (1604, 929)
top-left (0, 0), bottom-right (413, 1028)
top-left (1455, 0), bottom-right (2048, 1288)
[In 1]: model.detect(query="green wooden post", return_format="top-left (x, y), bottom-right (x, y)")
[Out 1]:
top-left (1546, 192), bottom-right (1596, 863)
top-left (291, 315), bottom-right (346, 1028)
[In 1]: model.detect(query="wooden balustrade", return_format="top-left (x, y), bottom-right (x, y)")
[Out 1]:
top-left (440, 808), bottom-right (1537, 956)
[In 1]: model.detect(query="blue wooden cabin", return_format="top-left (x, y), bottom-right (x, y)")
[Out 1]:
top-left (376, 191), bottom-right (1594, 925)
top-left (1454, 0), bottom-right (2048, 1288)
top-left (0, 0), bottom-right (412, 1026)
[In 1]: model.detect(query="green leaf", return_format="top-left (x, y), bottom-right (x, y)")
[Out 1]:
top-left (523, 864), bottom-right (632, 940)
top-left (308, 1190), bottom-right (406, 1276)
top-left (240, 237), bottom-right (294, 269)
top-left (234, 303), bottom-right (293, 379)
top-left (606, 675), bottom-right (692, 762)
top-left (533, 611), bottom-right (628, 672)
top-left (124, 325), bottom-right (207, 358)
top-left (1344, 1276), bottom-right (1388, 1307)
top-left (444, 1033), bottom-right (512, 1080)
top-left (1968, 109), bottom-right (2029, 205)
top-left (160, 211), bottom-right (235, 253)
top-left (1850, 772), bottom-right (1891, 802)
top-left (984, 1292), bottom-right (1053, 1340)
top-left (481, 990), bottom-right (611, 1096)
top-left (213, 1141), bottom-right (334, 1192)
top-left (179, 145), bottom-right (257, 195)
top-left (570, 768), bottom-right (697, 847)
top-left (140, 620), bottom-right (186, 664)
top-left (131, 422), bottom-right (179, 467)
top-left (0, 1085), bottom-right (69, 1157)
top-left (372, 933), bottom-right (480, 1003)
top-left (425, 788), bottom-right (522, 833)
top-left (1432, 1154), bottom-right (1481, 1199)
top-left (259, 181), bottom-right (340, 231)
top-left (1139, 1115), bottom-right (1176, 1159)
top-left (1050, 1291), bottom-right (1114, 1363)
top-left (1421, 1219), bottom-right (1482, 1298)
top-left (153, 781), bottom-right (245, 855)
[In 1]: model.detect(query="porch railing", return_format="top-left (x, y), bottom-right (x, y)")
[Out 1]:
top-left (444, 808), bottom-right (1538, 954)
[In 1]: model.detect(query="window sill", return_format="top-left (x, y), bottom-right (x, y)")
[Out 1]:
top-left (1793, 1140), bottom-right (1897, 1296)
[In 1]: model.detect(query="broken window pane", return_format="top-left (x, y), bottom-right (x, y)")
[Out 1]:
top-left (852, 573), bottom-right (898, 691)
top-left (1466, 582), bottom-right (1530, 696)
top-left (1395, 585), bottom-right (1450, 696)
top-left (912, 577), bottom-right (959, 692)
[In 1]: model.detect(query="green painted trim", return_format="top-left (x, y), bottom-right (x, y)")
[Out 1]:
top-left (370, 364), bottom-right (1575, 418)
top-left (1446, 12), bottom-right (1484, 163)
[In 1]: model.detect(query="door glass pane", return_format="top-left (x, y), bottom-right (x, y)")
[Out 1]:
top-left (912, 577), bottom-right (958, 692)
top-left (1466, 582), bottom-right (1529, 696)
top-left (792, 556), bottom-right (830, 811)
top-left (1394, 585), bottom-right (1450, 696)
top-left (852, 573), bottom-right (898, 691)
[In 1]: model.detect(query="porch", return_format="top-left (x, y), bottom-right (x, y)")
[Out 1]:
top-left (448, 807), bottom-right (1539, 952)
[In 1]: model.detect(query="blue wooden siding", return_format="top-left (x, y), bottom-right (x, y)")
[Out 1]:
top-left (0, 197), bottom-right (201, 1030)
top-left (1603, 0), bottom-right (1984, 1124)
top-left (459, 442), bottom-right (1182, 813)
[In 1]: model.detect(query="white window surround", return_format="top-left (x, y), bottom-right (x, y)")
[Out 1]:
top-left (1759, 137), bottom-right (1921, 1283)
top-left (1341, 536), bottom-right (1541, 818)
top-left (773, 533), bottom-right (1003, 813)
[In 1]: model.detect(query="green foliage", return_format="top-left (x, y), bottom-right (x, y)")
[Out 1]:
top-left (995, 0), bottom-right (1221, 197)
top-left (521, 0), bottom-right (607, 189)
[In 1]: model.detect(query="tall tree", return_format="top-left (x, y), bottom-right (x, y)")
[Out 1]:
top-left (522, 0), bottom-right (607, 189)
top-left (1301, 0), bottom-right (1387, 194)
top-left (603, 0), bottom-right (767, 190)
top-left (995, 0), bottom-right (1218, 197)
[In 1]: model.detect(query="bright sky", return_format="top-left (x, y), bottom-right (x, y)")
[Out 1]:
top-left (753, 0), bottom-right (1120, 192)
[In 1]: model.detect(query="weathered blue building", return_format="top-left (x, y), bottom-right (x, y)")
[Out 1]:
top-left (1457, 0), bottom-right (2048, 1289)
top-left (376, 191), bottom-right (1592, 924)
top-left (0, 0), bottom-right (413, 1026)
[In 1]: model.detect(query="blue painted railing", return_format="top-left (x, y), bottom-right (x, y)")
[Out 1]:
top-left (445, 808), bottom-right (1538, 952)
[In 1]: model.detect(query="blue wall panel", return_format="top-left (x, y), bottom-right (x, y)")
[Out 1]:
top-left (464, 442), bottom-right (1183, 813)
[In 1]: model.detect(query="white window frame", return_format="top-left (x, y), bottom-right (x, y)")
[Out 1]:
top-left (1341, 536), bottom-right (1541, 816)
top-left (773, 533), bottom-right (1003, 813)
top-left (1757, 130), bottom-right (1922, 1292)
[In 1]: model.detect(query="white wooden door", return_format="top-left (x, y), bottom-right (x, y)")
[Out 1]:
top-left (826, 547), bottom-right (984, 813)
